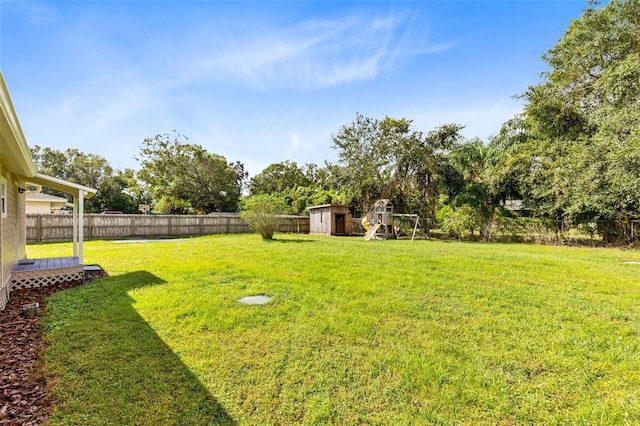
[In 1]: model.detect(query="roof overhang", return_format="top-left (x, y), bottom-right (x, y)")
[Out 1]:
top-left (26, 173), bottom-right (97, 198)
top-left (1, 72), bottom-right (97, 199)
top-left (307, 204), bottom-right (351, 210)
top-left (0, 73), bottom-right (37, 176)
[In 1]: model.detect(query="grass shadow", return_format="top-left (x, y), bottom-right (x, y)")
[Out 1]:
top-left (43, 271), bottom-right (236, 425)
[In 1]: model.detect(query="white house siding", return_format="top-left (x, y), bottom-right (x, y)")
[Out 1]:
top-left (16, 176), bottom-right (26, 261)
top-left (0, 171), bottom-right (28, 310)
top-left (1, 172), bottom-right (15, 309)
top-left (0, 73), bottom-right (96, 312)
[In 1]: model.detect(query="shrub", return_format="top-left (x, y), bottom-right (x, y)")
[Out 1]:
top-left (437, 204), bottom-right (478, 240)
top-left (240, 195), bottom-right (285, 240)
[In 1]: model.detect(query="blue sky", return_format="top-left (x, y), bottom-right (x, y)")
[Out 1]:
top-left (2, 1), bottom-right (587, 177)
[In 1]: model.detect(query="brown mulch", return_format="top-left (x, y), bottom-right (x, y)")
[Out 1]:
top-left (0, 269), bottom-right (106, 426)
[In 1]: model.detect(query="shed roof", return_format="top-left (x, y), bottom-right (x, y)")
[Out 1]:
top-left (307, 204), bottom-right (351, 210)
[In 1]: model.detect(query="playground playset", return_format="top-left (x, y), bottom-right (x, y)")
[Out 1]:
top-left (362, 199), bottom-right (421, 241)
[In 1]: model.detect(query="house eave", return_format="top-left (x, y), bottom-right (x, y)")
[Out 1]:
top-left (27, 173), bottom-right (97, 198)
top-left (0, 73), bottom-right (37, 176)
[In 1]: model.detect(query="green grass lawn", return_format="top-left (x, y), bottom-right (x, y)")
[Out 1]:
top-left (31, 234), bottom-right (640, 425)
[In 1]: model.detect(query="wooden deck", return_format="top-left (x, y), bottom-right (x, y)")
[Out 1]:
top-left (11, 257), bottom-right (84, 290)
top-left (12, 257), bottom-right (79, 271)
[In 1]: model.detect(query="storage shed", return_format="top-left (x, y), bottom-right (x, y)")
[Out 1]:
top-left (308, 204), bottom-right (352, 236)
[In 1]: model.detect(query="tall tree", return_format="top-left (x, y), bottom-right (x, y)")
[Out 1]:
top-left (136, 132), bottom-right (246, 214)
top-left (330, 114), bottom-right (389, 215)
top-left (330, 114), bottom-right (463, 217)
top-left (31, 146), bottom-right (111, 189)
top-left (30, 146), bottom-right (141, 213)
top-left (449, 138), bottom-right (499, 240)
top-left (485, 116), bottom-right (530, 206)
top-left (249, 161), bottom-right (311, 195)
top-left (95, 169), bottom-right (151, 214)
top-left (522, 0), bottom-right (640, 238)
top-left (413, 123), bottom-right (465, 219)
top-left (249, 161), bottom-right (345, 215)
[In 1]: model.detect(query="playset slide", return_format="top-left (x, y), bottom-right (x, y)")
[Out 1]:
top-left (364, 223), bottom-right (381, 241)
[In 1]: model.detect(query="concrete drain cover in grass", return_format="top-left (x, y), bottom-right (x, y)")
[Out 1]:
top-left (623, 261), bottom-right (640, 264)
top-left (238, 295), bottom-right (272, 305)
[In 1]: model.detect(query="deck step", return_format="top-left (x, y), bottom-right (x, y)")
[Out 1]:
top-left (10, 257), bottom-right (83, 290)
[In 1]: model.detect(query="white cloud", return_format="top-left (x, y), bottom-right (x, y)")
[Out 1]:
top-left (192, 11), bottom-right (449, 90)
top-left (8, 3), bottom-right (458, 174)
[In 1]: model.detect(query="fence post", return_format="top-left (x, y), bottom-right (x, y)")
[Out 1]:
top-left (36, 214), bottom-right (42, 242)
top-left (130, 215), bottom-right (136, 238)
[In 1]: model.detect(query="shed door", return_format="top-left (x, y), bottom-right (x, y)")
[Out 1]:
top-left (335, 214), bottom-right (345, 235)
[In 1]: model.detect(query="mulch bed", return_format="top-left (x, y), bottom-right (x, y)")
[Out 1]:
top-left (0, 269), bottom-right (106, 426)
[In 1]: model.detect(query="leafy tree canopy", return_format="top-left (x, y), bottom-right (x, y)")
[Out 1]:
top-left (330, 113), bottom-right (464, 217)
top-left (136, 132), bottom-right (247, 214)
top-left (249, 161), bottom-right (312, 195)
top-left (30, 146), bottom-right (141, 213)
top-left (522, 0), bottom-right (640, 229)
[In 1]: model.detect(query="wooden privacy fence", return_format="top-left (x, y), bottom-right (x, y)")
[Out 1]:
top-left (26, 213), bottom-right (326, 242)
